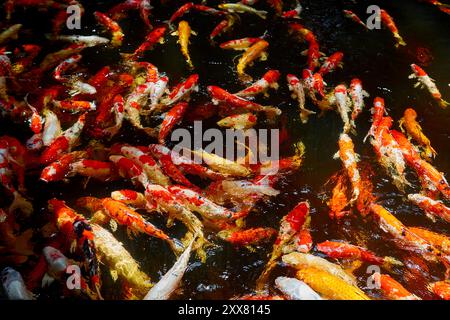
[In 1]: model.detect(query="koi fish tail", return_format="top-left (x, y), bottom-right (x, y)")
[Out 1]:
top-left (438, 99), bottom-right (449, 109)
top-left (239, 72), bottom-right (253, 84)
top-left (394, 35), bottom-right (406, 47)
top-left (168, 237), bottom-right (185, 256)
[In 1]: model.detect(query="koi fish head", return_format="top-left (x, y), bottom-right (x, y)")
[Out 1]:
top-left (411, 64), bottom-right (426, 77)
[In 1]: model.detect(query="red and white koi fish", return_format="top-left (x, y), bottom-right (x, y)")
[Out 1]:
top-left (118, 145), bottom-right (170, 186)
top-left (145, 184), bottom-right (207, 261)
top-left (256, 202), bottom-right (311, 291)
top-left (109, 155), bottom-right (150, 188)
top-left (169, 185), bottom-right (244, 220)
top-left (102, 95), bottom-right (124, 138)
top-left (365, 96), bottom-right (386, 141)
top-left (52, 100), bottom-right (96, 113)
top-left (40, 113), bottom-right (86, 165)
top-left (302, 69), bottom-right (326, 102)
top-left (148, 144), bottom-right (227, 180)
top-left (282, 1), bottom-right (302, 19)
top-left (219, 37), bottom-right (263, 51)
top-left (349, 78), bottom-right (369, 123)
top-left (289, 23), bottom-right (322, 70)
top-left (318, 52), bottom-right (344, 76)
top-left (70, 160), bottom-right (116, 181)
top-left (1, 267), bottom-right (35, 300)
top-left (159, 102), bottom-right (188, 144)
top-left (40, 151), bottom-right (87, 182)
top-left (409, 64), bottom-right (449, 108)
top-left (380, 9), bottom-right (406, 47)
top-left (371, 117), bottom-right (410, 191)
top-left (48, 52), bottom-right (79, 82)
top-left (94, 11), bottom-right (124, 47)
top-left (235, 70), bottom-right (280, 98)
top-left (208, 85), bottom-right (281, 119)
top-left (343, 10), bottom-right (367, 29)
top-left (287, 74), bottom-right (316, 123)
top-left (111, 189), bottom-right (147, 208)
top-left (162, 74), bottom-right (199, 106)
top-left (334, 85), bottom-right (354, 134)
top-left (217, 113), bottom-right (257, 129)
top-left (408, 193), bottom-right (450, 223)
top-left (334, 133), bottom-right (361, 202)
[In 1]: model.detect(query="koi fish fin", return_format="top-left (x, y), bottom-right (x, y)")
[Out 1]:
top-left (191, 30), bottom-right (198, 36)
top-left (438, 99), bottom-right (450, 109)
top-left (255, 10), bottom-right (268, 19)
top-left (333, 151), bottom-right (340, 160)
top-left (41, 273), bottom-right (55, 287)
top-left (170, 31), bottom-right (179, 36)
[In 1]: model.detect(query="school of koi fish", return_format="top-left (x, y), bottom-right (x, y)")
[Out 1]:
top-left (0, 0), bottom-right (449, 300)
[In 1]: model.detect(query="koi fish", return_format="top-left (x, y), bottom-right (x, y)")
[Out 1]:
top-left (235, 70), bottom-right (280, 98)
top-left (391, 130), bottom-right (450, 199)
top-left (40, 113), bottom-right (86, 165)
top-left (168, 185), bottom-right (244, 220)
top-left (282, 1), bottom-right (302, 19)
top-left (119, 145), bottom-right (170, 186)
top-left (399, 108), bottom-right (436, 160)
top-left (380, 9), bottom-right (406, 47)
top-left (371, 273), bottom-right (420, 300)
top-left (369, 204), bottom-right (441, 262)
top-left (408, 193), bottom-right (450, 223)
top-left (49, 35), bottom-right (110, 47)
top-left (327, 172), bottom-right (350, 219)
top-left (128, 26), bottom-right (166, 59)
top-left (283, 252), bottom-right (357, 286)
top-left (296, 267), bottom-right (369, 300)
top-left (208, 85), bottom-right (281, 119)
top-left (159, 102), bottom-right (188, 144)
top-left (102, 94), bottom-right (124, 138)
top-left (429, 281), bottom-right (450, 300)
top-left (92, 224), bottom-right (152, 298)
top-left (275, 276), bottom-right (322, 300)
top-left (111, 189), bottom-right (147, 208)
top-left (1, 267), bottom-right (35, 300)
top-left (287, 74), bottom-right (316, 123)
top-left (318, 52), bottom-right (344, 76)
top-left (52, 100), bottom-right (96, 113)
top-left (219, 37), bottom-right (263, 50)
top-left (145, 184), bottom-right (207, 261)
top-left (237, 40), bottom-right (269, 83)
top-left (172, 21), bottom-right (196, 69)
top-left (218, 227), bottom-right (276, 246)
top-left (343, 10), bottom-right (367, 29)
top-left (162, 74), bottom-right (199, 106)
top-left (70, 160), bottom-right (116, 181)
top-left (334, 133), bottom-right (361, 202)
top-left (109, 155), bottom-right (150, 188)
top-left (144, 237), bottom-right (195, 300)
top-left (217, 113), bottom-right (257, 130)
top-left (218, 3), bottom-right (267, 19)
top-left (349, 78), bottom-right (369, 123)
top-left (40, 151), bottom-right (87, 182)
top-left (408, 227), bottom-right (450, 255)
top-left (210, 14), bottom-right (237, 43)
top-left (94, 11), bottom-right (124, 47)
top-left (48, 199), bottom-right (101, 296)
top-left (317, 241), bottom-right (401, 266)
top-left (168, 2), bottom-right (194, 25)
top-left (334, 85), bottom-right (354, 134)
top-left (409, 64), bottom-right (449, 108)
